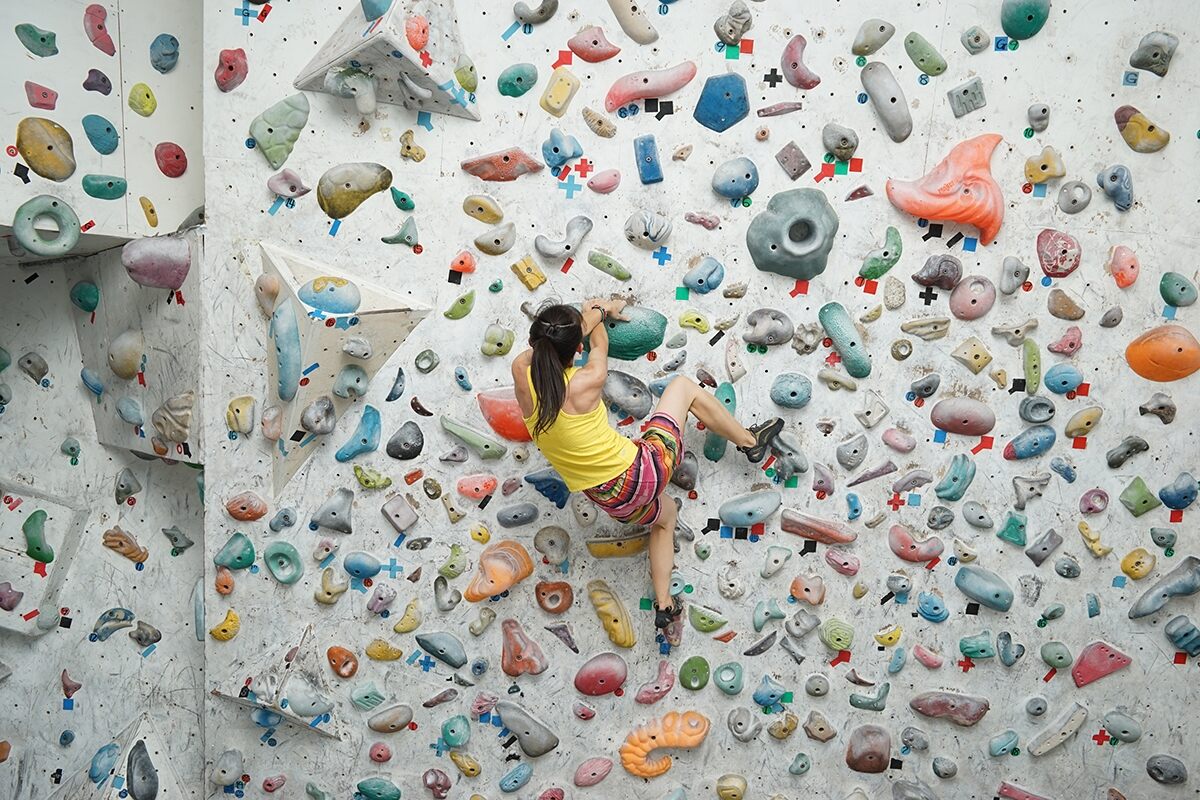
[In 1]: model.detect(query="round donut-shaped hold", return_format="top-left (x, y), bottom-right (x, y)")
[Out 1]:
top-left (11, 194), bottom-right (80, 257)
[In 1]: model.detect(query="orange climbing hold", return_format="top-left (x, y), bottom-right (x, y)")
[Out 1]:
top-left (464, 540), bottom-right (534, 602)
top-left (477, 386), bottom-right (532, 442)
top-left (456, 474), bottom-right (498, 500)
top-left (885, 133), bottom-right (1004, 245)
top-left (215, 565), bottom-right (235, 595)
top-left (326, 645), bottom-right (359, 678)
top-left (450, 250), bottom-right (477, 273)
top-left (1125, 324), bottom-right (1200, 382)
top-left (618, 711), bottom-right (711, 778)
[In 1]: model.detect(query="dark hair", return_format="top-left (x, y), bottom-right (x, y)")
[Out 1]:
top-left (528, 303), bottom-right (583, 436)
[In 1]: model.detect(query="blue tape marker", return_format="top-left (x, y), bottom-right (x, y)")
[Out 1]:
top-left (417, 111), bottom-right (434, 131)
top-left (302, 362), bottom-right (320, 376)
top-left (141, 644), bottom-right (156, 658)
top-left (267, 196), bottom-right (285, 215)
top-left (500, 20), bottom-right (521, 40)
top-left (329, 219), bottom-right (341, 237)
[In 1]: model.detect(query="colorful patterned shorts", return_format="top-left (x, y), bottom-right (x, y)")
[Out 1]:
top-left (583, 412), bottom-right (683, 526)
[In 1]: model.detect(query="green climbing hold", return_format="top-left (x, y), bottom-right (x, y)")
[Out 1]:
top-left (587, 250), bottom-right (631, 281)
top-left (859, 226), bottom-right (902, 280)
top-left (904, 31), bottom-right (947, 75)
top-left (594, 306), bottom-right (667, 360)
top-left (390, 187), bottom-right (415, 211)
top-left (1022, 338), bottom-right (1041, 394)
top-left (1119, 476), bottom-right (1161, 517)
top-left (22, 509), bottom-right (55, 564)
top-left (441, 416), bottom-right (507, 460)
top-left (443, 289), bottom-right (475, 320)
top-left (688, 604), bottom-right (727, 633)
top-left (498, 63), bottom-right (538, 97)
top-left (703, 382), bottom-right (736, 462)
top-left (488, 279), bottom-right (504, 293)
top-left (996, 510), bottom-right (1027, 546)
top-left (356, 777), bottom-right (402, 800)
top-left (263, 541), bottom-right (303, 584)
top-left (14, 23), bottom-right (58, 57)
top-left (818, 302), bottom-right (871, 378)
top-left (381, 216), bottom-right (418, 246)
top-left (959, 630), bottom-right (995, 659)
top-left (1001, 0), bottom-right (1050, 40)
top-left (70, 281), bottom-right (99, 313)
top-left (1160, 272), bottom-right (1198, 307)
top-left (81, 174), bottom-right (127, 201)
top-left (713, 661), bottom-right (744, 695)
top-left (439, 543), bottom-right (469, 579)
top-left (678, 655), bottom-right (710, 690)
top-left (1039, 641), bottom-right (1072, 668)
top-left (213, 531), bottom-right (256, 570)
top-left (441, 714), bottom-right (471, 747)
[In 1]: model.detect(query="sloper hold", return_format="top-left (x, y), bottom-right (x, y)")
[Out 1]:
top-left (693, 73), bottom-right (749, 133)
top-left (604, 62), bottom-right (696, 113)
top-left (495, 700), bottom-right (559, 756)
top-left (886, 134), bottom-right (1004, 245)
top-left (909, 690), bottom-right (990, 726)
top-left (954, 564), bottom-right (1013, 611)
top-left (250, 94), bottom-right (310, 170)
top-left (440, 415), bottom-right (507, 459)
top-left (718, 490), bottom-right (781, 526)
top-left (1027, 702), bottom-right (1087, 757)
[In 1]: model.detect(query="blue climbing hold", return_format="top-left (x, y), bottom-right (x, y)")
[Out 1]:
top-left (454, 366), bottom-right (472, 391)
top-left (1003, 425), bottom-right (1056, 459)
top-left (335, 404), bottom-right (380, 462)
top-left (711, 155), bottom-right (759, 198)
top-left (682, 256), bottom-right (725, 294)
top-left (1043, 363), bottom-right (1083, 394)
top-left (88, 742), bottom-right (120, 783)
top-left (81, 114), bottom-right (119, 155)
top-left (361, 0), bottom-right (393, 20)
top-left (917, 591), bottom-right (949, 622)
top-left (343, 550), bottom-right (382, 580)
top-left (541, 128), bottom-right (582, 170)
top-left (299, 277), bottom-right (361, 314)
top-left (1159, 472), bottom-right (1198, 510)
top-left (634, 134), bottom-right (664, 184)
top-left (693, 73), bottom-right (749, 132)
top-left (270, 299), bottom-right (301, 401)
top-left (149, 33), bottom-right (180, 74)
top-left (954, 564), bottom-right (1014, 611)
top-left (525, 467), bottom-right (569, 508)
top-left (770, 373), bottom-right (812, 408)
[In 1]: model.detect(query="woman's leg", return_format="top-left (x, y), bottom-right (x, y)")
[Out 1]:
top-left (654, 377), bottom-right (756, 447)
top-left (649, 498), bottom-right (678, 612)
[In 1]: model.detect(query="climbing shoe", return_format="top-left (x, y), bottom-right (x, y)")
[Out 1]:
top-left (739, 417), bottom-right (784, 463)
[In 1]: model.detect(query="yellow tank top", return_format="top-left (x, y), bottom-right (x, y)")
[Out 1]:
top-left (523, 366), bottom-right (637, 492)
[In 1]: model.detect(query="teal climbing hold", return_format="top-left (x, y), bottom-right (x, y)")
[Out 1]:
top-left (1001, 0), bottom-right (1050, 40)
top-left (15, 23), bottom-right (58, 57)
top-left (703, 382), bottom-right (736, 462)
top-left (70, 281), bottom-right (99, 313)
top-left (818, 302), bottom-right (871, 378)
top-left (81, 114), bottom-right (119, 155)
top-left (82, 174), bottom-right (127, 200)
top-left (213, 531), bottom-right (255, 570)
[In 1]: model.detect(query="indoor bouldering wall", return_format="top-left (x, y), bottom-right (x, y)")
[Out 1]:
top-left (4, 0), bottom-right (1200, 799)
top-left (195, 1), bottom-right (1200, 798)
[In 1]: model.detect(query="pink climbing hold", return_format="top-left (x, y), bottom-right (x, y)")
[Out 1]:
top-left (215, 48), bottom-right (248, 93)
top-left (537, 790), bottom-right (565, 800)
top-left (24, 81), bottom-right (57, 110)
top-left (154, 142), bottom-right (188, 178)
top-left (912, 644), bottom-right (943, 669)
top-left (998, 781), bottom-right (1053, 800)
top-left (121, 235), bottom-right (191, 290)
top-left (477, 386), bottom-right (532, 441)
top-left (405, 15), bottom-right (429, 50)
top-left (604, 62), bottom-right (698, 113)
top-left (574, 651), bottom-right (628, 696)
top-left (634, 659), bottom-right (675, 704)
top-left (573, 757), bottom-right (614, 787)
top-left (781, 34), bottom-right (821, 89)
top-left (0, 581), bottom-right (22, 611)
top-left (369, 742), bottom-right (392, 763)
top-left (1070, 640), bottom-right (1131, 687)
top-left (1036, 228), bottom-right (1081, 278)
top-left (456, 473), bottom-right (498, 500)
top-left (1106, 244), bottom-right (1139, 288)
top-left (262, 775), bottom-right (287, 792)
top-left (888, 524), bottom-right (944, 563)
top-left (84, 4), bottom-right (116, 56)
top-left (1048, 325), bottom-right (1082, 355)
top-left (500, 618), bottom-right (549, 677)
top-left (587, 168), bottom-right (621, 194)
top-left (568, 26), bottom-right (621, 63)
top-left (461, 147), bottom-right (543, 182)
top-left (825, 548), bottom-right (861, 576)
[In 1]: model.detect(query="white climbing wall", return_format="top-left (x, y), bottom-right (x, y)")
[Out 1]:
top-left (0, 259), bottom-right (206, 798)
top-left (3, 0), bottom-right (1200, 799)
top-left (0, 0), bottom-right (204, 262)
top-left (193, 0), bottom-right (1200, 796)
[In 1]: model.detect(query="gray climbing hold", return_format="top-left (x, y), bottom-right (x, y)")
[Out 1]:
top-left (743, 308), bottom-right (793, 346)
top-left (300, 396), bottom-right (335, 434)
top-left (126, 740), bottom-right (158, 800)
top-left (1146, 753), bottom-right (1187, 785)
top-left (860, 62), bottom-right (912, 142)
top-left (821, 123), bottom-right (858, 161)
top-left (913, 254), bottom-right (962, 289)
top-left (496, 502), bottom-right (538, 528)
top-left (310, 487), bottom-right (353, 533)
top-left (386, 421), bottom-right (424, 459)
top-left (495, 700), bottom-right (559, 756)
top-left (603, 371), bottom-right (652, 419)
top-left (1129, 31), bottom-right (1178, 77)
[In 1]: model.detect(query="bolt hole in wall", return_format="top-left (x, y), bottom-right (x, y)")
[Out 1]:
top-left (4, 0), bottom-right (1200, 799)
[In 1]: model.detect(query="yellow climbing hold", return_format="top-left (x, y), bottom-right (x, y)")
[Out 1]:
top-left (16, 117), bottom-right (76, 182)
top-left (209, 609), bottom-right (240, 641)
top-left (128, 83), bottom-right (158, 117)
top-left (586, 578), bottom-right (635, 648)
top-left (449, 751), bottom-right (481, 777)
top-left (1120, 547), bottom-right (1156, 580)
top-left (392, 598), bottom-right (421, 633)
top-left (1078, 521), bottom-right (1112, 558)
top-left (365, 638), bottom-right (404, 661)
top-left (873, 623), bottom-right (902, 647)
top-left (679, 310), bottom-right (710, 333)
top-left (139, 196), bottom-right (159, 227)
top-left (469, 522), bottom-right (491, 544)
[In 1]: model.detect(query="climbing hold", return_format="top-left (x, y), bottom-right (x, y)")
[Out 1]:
top-left (16, 117), bottom-right (75, 182)
top-left (149, 33), bottom-right (179, 73)
top-left (693, 73), bottom-right (749, 133)
top-left (1057, 181), bottom-right (1091, 214)
top-left (910, 690), bottom-right (990, 726)
top-left (1126, 325), bottom-right (1200, 381)
top-left (903, 31), bottom-right (947, 75)
top-left (887, 134), bottom-right (1003, 244)
top-left (1129, 30), bottom-right (1179, 76)
top-left (250, 94), bottom-right (309, 169)
top-left (215, 48), bottom-right (248, 92)
top-left (1001, 0), bottom-right (1050, 40)
top-left (1096, 164), bottom-right (1133, 211)
top-left (209, 609), bottom-right (240, 641)
top-left (122, 235), bottom-right (191, 290)
top-left (860, 62), bottom-right (912, 142)
top-left (845, 724), bottom-right (891, 773)
top-left (587, 579), bottom-right (635, 647)
top-left (11, 195), bottom-right (81, 258)
top-left (712, 156), bottom-right (759, 199)
top-left (1114, 105), bottom-right (1169, 153)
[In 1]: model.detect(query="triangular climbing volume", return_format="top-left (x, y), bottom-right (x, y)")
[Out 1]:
top-left (294, 0), bottom-right (480, 121)
top-left (51, 713), bottom-right (190, 799)
top-left (210, 624), bottom-right (346, 740)
top-left (259, 242), bottom-right (430, 497)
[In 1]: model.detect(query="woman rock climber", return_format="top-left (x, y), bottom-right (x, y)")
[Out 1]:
top-left (512, 300), bottom-right (783, 632)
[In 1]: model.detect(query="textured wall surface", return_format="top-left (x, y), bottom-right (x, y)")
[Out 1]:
top-left (3, 0), bottom-right (1200, 799)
